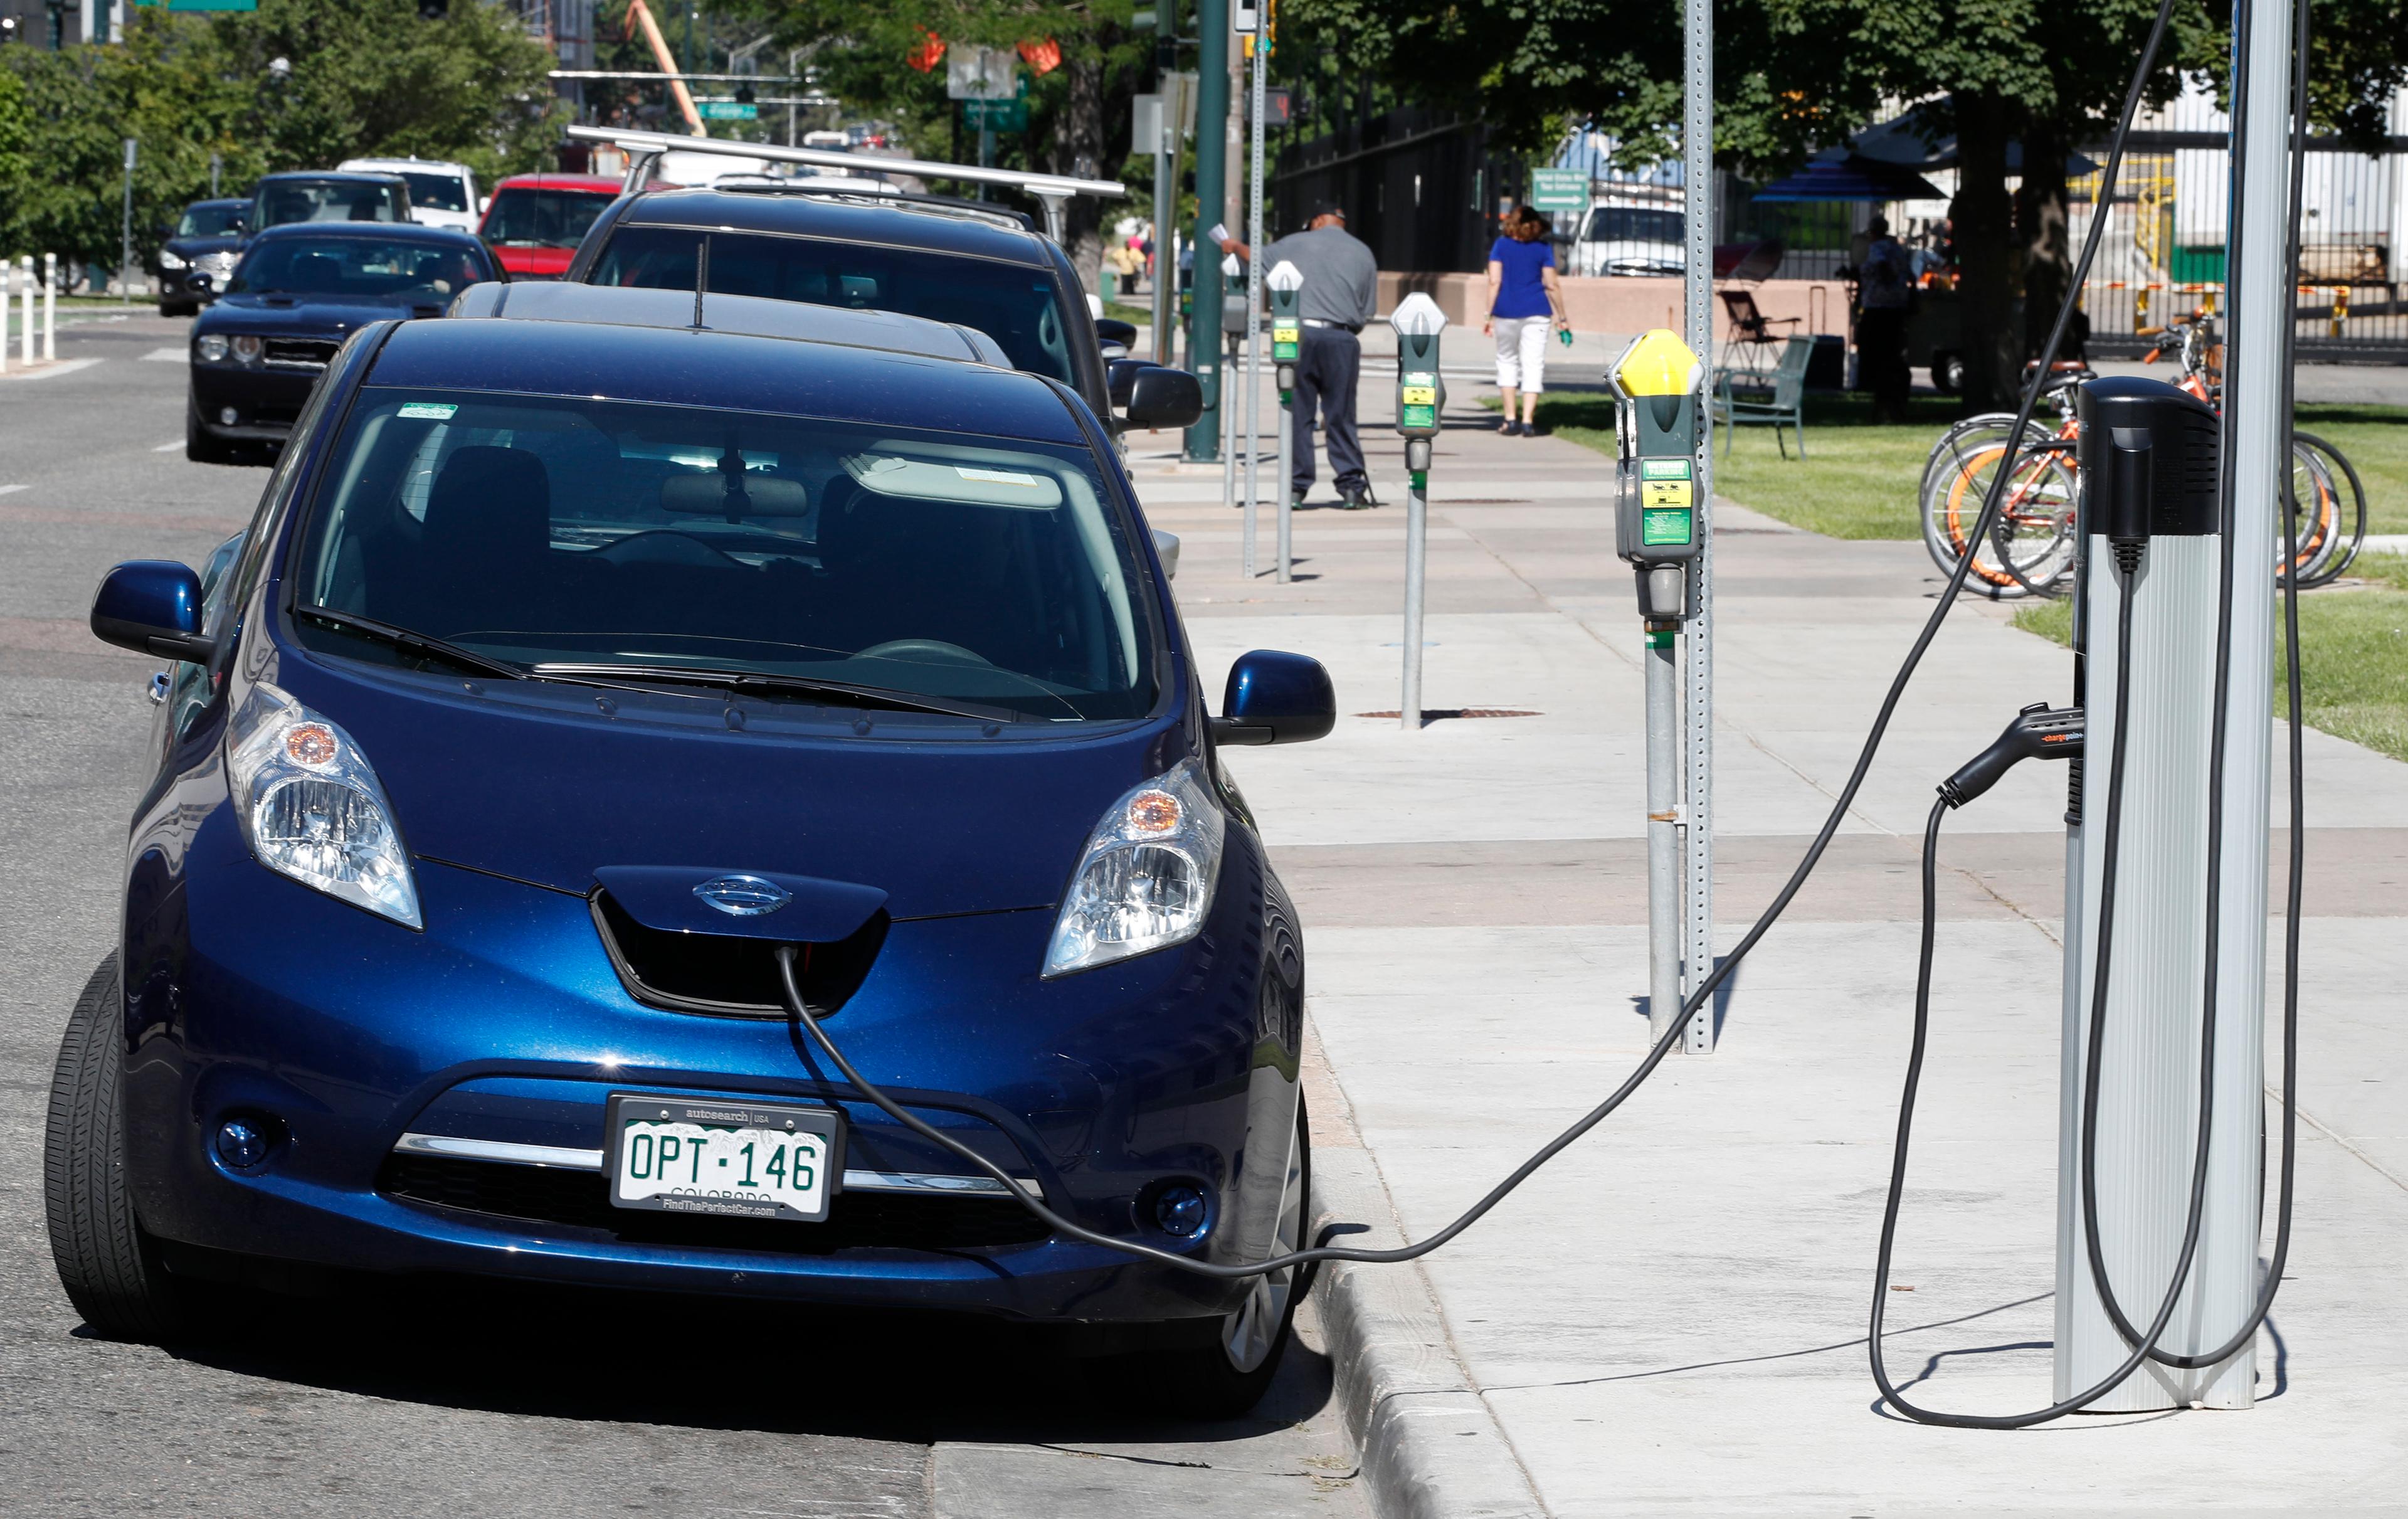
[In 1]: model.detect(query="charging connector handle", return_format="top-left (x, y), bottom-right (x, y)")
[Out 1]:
top-left (1938, 702), bottom-right (2083, 809)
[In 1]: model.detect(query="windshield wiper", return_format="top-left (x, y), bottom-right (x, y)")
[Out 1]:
top-left (298, 605), bottom-right (527, 680)
top-left (529, 662), bottom-right (1023, 722)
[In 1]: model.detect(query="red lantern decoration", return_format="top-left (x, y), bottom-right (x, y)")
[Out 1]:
top-left (1017, 36), bottom-right (1060, 74)
top-left (905, 30), bottom-right (945, 71)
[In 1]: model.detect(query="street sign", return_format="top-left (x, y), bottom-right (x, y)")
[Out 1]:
top-left (946, 46), bottom-right (1018, 100)
top-left (698, 101), bottom-right (758, 120)
top-left (136, 0), bottom-right (260, 10)
top-left (1530, 167), bottom-right (1587, 212)
top-left (962, 98), bottom-right (1027, 132)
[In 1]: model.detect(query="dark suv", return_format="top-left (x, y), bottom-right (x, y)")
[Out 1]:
top-left (563, 189), bottom-right (1136, 422)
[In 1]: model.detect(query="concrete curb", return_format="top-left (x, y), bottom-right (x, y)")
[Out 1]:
top-left (1304, 1035), bottom-right (1548, 1519)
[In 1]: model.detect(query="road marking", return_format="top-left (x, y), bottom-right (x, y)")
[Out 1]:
top-left (152, 441), bottom-right (183, 452)
top-left (1, 357), bottom-right (103, 380)
top-left (0, 484), bottom-right (24, 496)
top-left (142, 347), bottom-right (185, 363)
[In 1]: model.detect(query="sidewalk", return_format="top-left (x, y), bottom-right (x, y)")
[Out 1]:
top-left (1139, 362), bottom-right (2408, 1515)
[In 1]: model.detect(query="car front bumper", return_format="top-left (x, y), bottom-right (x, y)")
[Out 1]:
top-left (120, 805), bottom-right (1297, 1324)
top-left (189, 360), bottom-right (323, 438)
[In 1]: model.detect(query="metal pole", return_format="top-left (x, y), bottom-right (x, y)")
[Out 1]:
top-left (1183, 0), bottom-right (1230, 462)
top-left (1275, 380), bottom-right (1294, 581)
top-left (1679, 0), bottom-right (1716, 1053)
top-left (120, 137), bottom-right (135, 307)
top-left (1240, 36), bottom-right (1265, 580)
top-left (1401, 480), bottom-right (1427, 728)
top-left (43, 252), bottom-right (56, 362)
top-left (1222, 305), bottom-right (1240, 517)
top-left (1151, 75), bottom-right (1178, 364)
top-left (1645, 623), bottom-right (1682, 1041)
top-left (19, 256), bottom-right (31, 368)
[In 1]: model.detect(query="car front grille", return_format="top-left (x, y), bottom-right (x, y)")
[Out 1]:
top-left (378, 1155), bottom-right (1052, 1254)
top-left (263, 337), bottom-right (339, 369)
top-left (591, 892), bottom-right (887, 1019)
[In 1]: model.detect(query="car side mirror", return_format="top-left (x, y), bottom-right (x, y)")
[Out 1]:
top-left (91, 560), bottom-right (214, 662)
top-left (1212, 650), bottom-right (1334, 746)
top-left (478, 195), bottom-right (492, 214)
top-left (1107, 357), bottom-right (1153, 410)
top-left (1096, 317), bottom-right (1137, 356)
top-left (1124, 366), bottom-right (1203, 430)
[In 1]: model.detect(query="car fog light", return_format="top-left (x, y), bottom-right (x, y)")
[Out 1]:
top-left (215, 1119), bottom-right (270, 1170)
top-left (1154, 1185), bottom-right (1208, 1238)
top-left (230, 335), bottom-right (263, 363)
top-left (219, 406), bottom-right (239, 426)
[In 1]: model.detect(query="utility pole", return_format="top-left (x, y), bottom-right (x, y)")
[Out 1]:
top-left (1181, 0), bottom-right (1230, 462)
top-left (1679, 0), bottom-right (1717, 1053)
top-left (120, 137), bottom-right (135, 306)
top-left (1238, 4), bottom-right (1267, 578)
top-left (1149, 65), bottom-right (1184, 364)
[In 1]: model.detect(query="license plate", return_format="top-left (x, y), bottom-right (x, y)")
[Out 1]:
top-left (604, 1094), bottom-right (844, 1223)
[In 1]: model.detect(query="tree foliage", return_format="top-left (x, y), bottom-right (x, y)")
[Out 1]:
top-left (0, 0), bottom-right (561, 267)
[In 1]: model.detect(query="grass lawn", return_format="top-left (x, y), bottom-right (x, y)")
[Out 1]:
top-left (2011, 553), bottom-right (2408, 762)
top-left (1102, 299), bottom-right (1153, 327)
top-left (1533, 392), bottom-right (2408, 541)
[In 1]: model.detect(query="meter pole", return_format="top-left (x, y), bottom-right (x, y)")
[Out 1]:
top-left (1388, 294), bottom-right (1448, 730)
top-left (1646, 622), bottom-right (1681, 1041)
top-left (1150, 65), bottom-right (1181, 366)
top-left (1402, 477), bottom-right (1427, 728)
top-left (1680, 0), bottom-right (1717, 1054)
top-left (1268, 263), bottom-right (1302, 583)
top-left (1220, 253), bottom-right (1244, 518)
top-left (1240, 30), bottom-right (1267, 580)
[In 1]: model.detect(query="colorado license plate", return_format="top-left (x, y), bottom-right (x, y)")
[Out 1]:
top-left (604, 1095), bottom-right (844, 1223)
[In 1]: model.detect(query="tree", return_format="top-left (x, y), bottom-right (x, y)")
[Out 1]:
top-left (724, 0), bottom-right (1156, 290)
top-left (1281, 0), bottom-right (2408, 412)
top-left (1, 0), bottom-right (561, 270)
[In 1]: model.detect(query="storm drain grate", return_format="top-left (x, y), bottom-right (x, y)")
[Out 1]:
top-left (1353, 708), bottom-right (1541, 721)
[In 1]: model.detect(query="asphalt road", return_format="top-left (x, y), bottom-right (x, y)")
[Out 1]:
top-left (0, 311), bottom-right (1366, 1518)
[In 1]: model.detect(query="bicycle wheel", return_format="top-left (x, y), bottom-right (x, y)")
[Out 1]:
top-left (2291, 430), bottom-right (2368, 586)
top-left (1921, 420), bottom-right (2075, 598)
top-left (2281, 441), bottom-right (2342, 587)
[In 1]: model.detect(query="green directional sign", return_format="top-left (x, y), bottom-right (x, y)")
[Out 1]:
top-left (1530, 167), bottom-right (1588, 212)
top-left (961, 97), bottom-right (1027, 132)
top-left (699, 101), bottom-right (758, 120)
top-left (135, 0), bottom-right (260, 11)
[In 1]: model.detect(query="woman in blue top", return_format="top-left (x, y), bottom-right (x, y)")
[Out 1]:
top-left (1484, 206), bottom-right (1566, 436)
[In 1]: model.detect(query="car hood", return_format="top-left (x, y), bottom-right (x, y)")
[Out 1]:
top-left (197, 293), bottom-right (444, 337)
top-left (270, 655), bottom-right (1190, 921)
top-left (166, 236), bottom-right (242, 260)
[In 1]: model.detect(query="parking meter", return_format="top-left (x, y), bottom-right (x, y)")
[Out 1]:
top-left (1218, 252), bottom-right (1247, 504)
top-left (1391, 291), bottom-right (1447, 487)
top-left (1610, 329), bottom-right (1705, 622)
top-left (1267, 260), bottom-right (1302, 398)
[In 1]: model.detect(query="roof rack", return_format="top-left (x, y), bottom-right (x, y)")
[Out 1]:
top-left (449, 281), bottom-right (1015, 369)
top-left (564, 125), bottom-right (1122, 244)
top-left (704, 179), bottom-right (1037, 232)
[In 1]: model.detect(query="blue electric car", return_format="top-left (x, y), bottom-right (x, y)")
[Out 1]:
top-left (53, 284), bottom-right (1336, 1415)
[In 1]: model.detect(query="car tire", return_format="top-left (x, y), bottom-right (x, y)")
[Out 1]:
top-left (1138, 1095), bottom-right (1311, 1421)
top-left (159, 301), bottom-right (193, 319)
top-left (186, 399), bottom-right (239, 465)
top-left (44, 955), bottom-right (198, 1342)
top-left (1931, 352), bottom-right (1964, 395)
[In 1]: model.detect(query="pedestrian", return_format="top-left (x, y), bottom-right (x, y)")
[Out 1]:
top-left (1855, 214), bottom-right (1913, 422)
top-left (1484, 206), bottom-right (1566, 437)
top-left (1219, 199), bottom-right (1381, 509)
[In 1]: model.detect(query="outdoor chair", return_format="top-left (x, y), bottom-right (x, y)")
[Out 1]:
top-left (1713, 336), bottom-right (1812, 459)
top-left (1716, 287), bottom-right (1800, 380)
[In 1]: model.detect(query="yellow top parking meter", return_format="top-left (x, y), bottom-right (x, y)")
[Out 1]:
top-left (1267, 260), bottom-right (1302, 400)
top-left (1610, 329), bottom-right (1704, 622)
top-left (1391, 291), bottom-right (1447, 484)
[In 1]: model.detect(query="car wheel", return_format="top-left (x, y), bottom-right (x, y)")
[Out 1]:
top-left (159, 301), bottom-right (193, 319)
top-left (1141, 1095), bottom-right (1311, 1420)
top-left (44, 955), bottom-right (198, 1342)
top-left (1932, 352), bottom-right (1964, 395)
top-left (186, 398), bottom-right (239, 465)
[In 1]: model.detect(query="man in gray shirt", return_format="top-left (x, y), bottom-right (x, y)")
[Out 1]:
top-left (1220, 200), bottom-right (1380, 508)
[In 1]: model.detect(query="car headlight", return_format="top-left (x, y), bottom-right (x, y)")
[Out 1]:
top-left (230, 335), bottom-right (263, 363)
top-left (1043, 760), bottom-right (1225, 977)
top-left (196, 334), bottom-right (228, 363)
top-left (160, 250), bottom-right (187, 270)
top-left (227, 682), bottom-right (422, 930)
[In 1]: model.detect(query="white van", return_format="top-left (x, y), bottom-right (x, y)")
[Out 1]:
top-left (1571, 194), bottom-right (1686, 278)
top-left (338, 157), bottom-right (482, 233)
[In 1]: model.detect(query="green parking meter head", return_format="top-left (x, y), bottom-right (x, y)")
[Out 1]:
top-left (1267, 260), bottom-right (1302, 396)
top-left (1609, 328), bottom-right (1704, 622)
top-left (1389, 293), bottom-right (1447, 484)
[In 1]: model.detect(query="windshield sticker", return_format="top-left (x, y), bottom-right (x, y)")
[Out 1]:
top-left (397, 402), bottom-right (458, 420)
top-left (955, 467), bottom-right (1041, 488)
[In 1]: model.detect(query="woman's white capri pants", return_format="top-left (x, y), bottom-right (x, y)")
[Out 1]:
top-left (1493, 316), bottom-right (1550, 392)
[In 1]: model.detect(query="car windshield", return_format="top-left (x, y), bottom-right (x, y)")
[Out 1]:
top-left (1584, 207), bottom-right (1684, 244)
top-left (291, 389), bottom-right (1155, 722)
top-left (232, 238), bottom-right (488, 301)
top-left (483, 187), bottom-right (615, 248)
top-left (592, 228), bottom-right (1076, 385)
top-left (256, 180), bottom-right (407, 229)
top-left (179, 204), bottom-right (244, 238)
top-left (393, 171), bottom-right (470, 212)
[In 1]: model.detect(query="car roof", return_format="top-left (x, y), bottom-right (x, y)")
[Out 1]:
top-left (247, 221), bottom-right (484, 246)
top-left (450, 282), bottom-right (1014, 369)
top-left (364, 316), bottom-right (1086, 445)
top-left (340, 157), bottom-right (468, 170)
top-left (186, 198), bottom-right (248, 210)
top-left (493, 173), bottom-right (625, 193)
top-left (256, 171), bottom-right (407, 186)
top-left (615, 189), bottom-right (1051, 268)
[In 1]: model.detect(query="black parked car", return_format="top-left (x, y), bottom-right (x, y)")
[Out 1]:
top-left (187, 222), bottom-right (500, 463)
top-left (157, 199), bottom-right (248, 317)
top-left (563, 188), bottom-right (1160, 427)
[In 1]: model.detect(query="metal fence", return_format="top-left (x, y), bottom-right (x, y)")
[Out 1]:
top-left (2075, 82), bottom-right (2408, 360)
